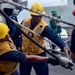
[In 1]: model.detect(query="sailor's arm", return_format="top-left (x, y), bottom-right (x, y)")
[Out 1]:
top-left (0, 51), bottom-right (59, 66)
top-left (41, 26), bottom-right (70, 51)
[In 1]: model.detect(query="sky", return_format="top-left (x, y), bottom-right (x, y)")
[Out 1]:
top-left (28, 0), bottom-right (67, 7)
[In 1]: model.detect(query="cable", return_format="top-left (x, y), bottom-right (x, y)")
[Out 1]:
top-left (1, 0), bottom-right (75, 27)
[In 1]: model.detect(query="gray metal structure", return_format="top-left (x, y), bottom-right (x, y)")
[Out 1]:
top-left (0, 0), bottom-right (28, 23)
top-left (43, 0), bottom-right (75, 46)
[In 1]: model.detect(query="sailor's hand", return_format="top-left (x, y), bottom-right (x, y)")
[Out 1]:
top-left (63, 46), bottom-right (70, 52)
top-left (56, 23), bottom-right (60, 26)
top-left (48, 57), bottom-right (59, 66)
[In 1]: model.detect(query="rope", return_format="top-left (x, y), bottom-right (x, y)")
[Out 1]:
top-left (1, 0), bottom-right (75, 27)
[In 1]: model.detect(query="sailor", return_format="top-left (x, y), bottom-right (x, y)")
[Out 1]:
top-left (7, 9), bottom-right (22, 51)
top-left (0, 23), bottom-right (59, 75)
top-left (50, 9), bottom-right (62, 34)
top-left (70, 28), bottom-right (75, 60)
top-left (70, 10), bottom-right (75, 60)
top-left (49, 9), bottom-right (62, 52)
top-left (20, 3), bottom-right (69, 75)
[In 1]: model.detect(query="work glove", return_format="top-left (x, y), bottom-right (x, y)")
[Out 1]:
top-left (48, 57), bottom-right (73, 70)
top-left (48, 57), bottom-right (59, 66)
top-left (59, 57), bottom-right (73, 70)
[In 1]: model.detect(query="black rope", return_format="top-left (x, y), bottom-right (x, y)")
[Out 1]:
top-left (0, 9), bottom-right (59, 60)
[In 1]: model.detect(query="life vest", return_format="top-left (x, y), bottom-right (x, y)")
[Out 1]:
top-left (22, 18), bottom-right (47, 55)
top-left (0, 38), bottom-right (18, 75)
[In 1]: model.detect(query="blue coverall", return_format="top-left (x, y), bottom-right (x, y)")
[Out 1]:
top-left (70, 28), bottom-right (75, 53)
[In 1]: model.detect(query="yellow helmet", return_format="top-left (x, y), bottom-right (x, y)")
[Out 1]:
top-left (29, 3), bottom-right (45, 16)
top-left (0, 23), bottom-right (9, 39)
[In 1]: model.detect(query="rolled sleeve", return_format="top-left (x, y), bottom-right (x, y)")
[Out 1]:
top-left (41, 26), bottom-right (66, 49)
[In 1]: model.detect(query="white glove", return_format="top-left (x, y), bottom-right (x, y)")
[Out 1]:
top-left (59, 57), bottom-right (73, 70)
